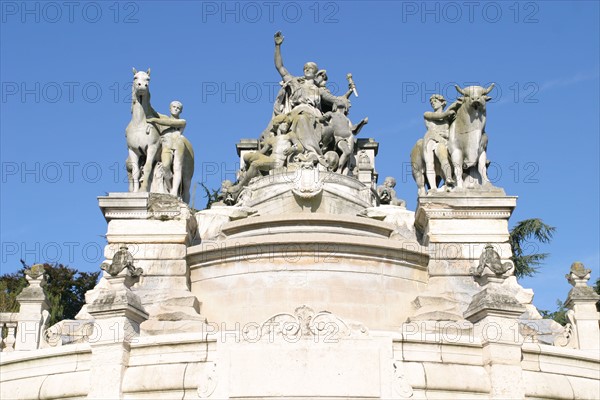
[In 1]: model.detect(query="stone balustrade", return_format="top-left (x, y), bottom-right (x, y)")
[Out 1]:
top-left (0, 313), bottom-right (18, 352)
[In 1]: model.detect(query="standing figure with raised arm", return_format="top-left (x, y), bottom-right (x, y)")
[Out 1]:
top-left (273, 31), bottom-right (342, 160)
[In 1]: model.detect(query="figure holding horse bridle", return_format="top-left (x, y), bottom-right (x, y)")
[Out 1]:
top-left (125, 68), bottom-right (195, 202)
top-left (146, 101), bottom-right (195, 203)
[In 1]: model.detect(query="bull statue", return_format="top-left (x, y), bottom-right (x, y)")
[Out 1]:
top-left (448, 84), bottom-right (494, 189)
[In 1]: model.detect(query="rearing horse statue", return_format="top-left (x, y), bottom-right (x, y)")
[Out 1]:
top-left (126, 68), bottom-right (161, 192)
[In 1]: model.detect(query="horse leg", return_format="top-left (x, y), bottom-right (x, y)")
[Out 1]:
top-left (128, 150), bottom-right (141, 192)
top-left (141, 144), bottom-right (159, 192)
top-left (451, 148), bottom-right (464, 188)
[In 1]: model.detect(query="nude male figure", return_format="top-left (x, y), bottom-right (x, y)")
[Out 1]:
top-left (146, 101), bottom-right (187, 196)
top-left (231, 114), bottom-right (304, 192)
top-left (423, 94), bottom-right (460, 191)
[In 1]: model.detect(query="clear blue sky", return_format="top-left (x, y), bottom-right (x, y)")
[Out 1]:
top-left (1, 1), bottom-right (598, 312)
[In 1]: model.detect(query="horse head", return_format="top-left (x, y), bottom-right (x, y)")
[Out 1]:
top-left (455, 84), bottom-right (494, 112)
top-left (132, 67), bottom-right (151, 98)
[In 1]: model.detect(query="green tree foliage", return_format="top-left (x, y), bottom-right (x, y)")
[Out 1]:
top-left (539, 299), bottom-right (569, 326)
top-left (509, 218), bottom-right (556, 279)
top-left (0, 272), bottom-right (28, 313)
top-left (594, 277), bottom-right (600, 295)
top-left (0, 263), bottom-right (100, 326)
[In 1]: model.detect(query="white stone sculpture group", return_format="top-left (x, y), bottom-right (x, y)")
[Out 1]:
top-left (124, 33), bottom-right (498, 205)
top-left (411, 84), bottom-right (495, 195)
top-left (125, 68), bottom-right (194, 203)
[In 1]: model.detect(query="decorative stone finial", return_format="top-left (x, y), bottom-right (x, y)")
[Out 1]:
top-left (565, 261), bottom-right (592, 287)
top-left (24, 264), bottom-right (46, 282)
top-left (100, 245), bottom-right (143, 277)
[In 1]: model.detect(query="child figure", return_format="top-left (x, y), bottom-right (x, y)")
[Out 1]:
top-left (377, 177), bottom-right (406, 207)
top-left (320, 98), bottom-right (368, 174)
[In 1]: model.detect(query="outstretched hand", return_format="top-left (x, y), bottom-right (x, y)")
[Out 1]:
top-left (274, 31), bottom-right (284, 45)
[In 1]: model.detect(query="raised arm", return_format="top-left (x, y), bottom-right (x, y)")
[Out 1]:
top-left (343, 81), bottom-right (356, 99)
top-left (274, 32), bottom-right (291, 80)
top-left (352, 117), bottom-right (368, 135)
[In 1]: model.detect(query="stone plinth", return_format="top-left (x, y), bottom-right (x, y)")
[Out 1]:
top-left (86, 273), bottom-right (147, 400)
top-left (564, 262), bottom-right (600, 350)
top-left (414, 192), bottom-right (517, 281)
top-left (98, 192), bottom-right (205, 335)
top-left (410, 191), bottom-right (517, 325)
top-left (14, 265), bottom-right (49, 351)
top-left (415, 191), bottom-right (516, 248)
top-left (464, 275), bottom-right (526, 400)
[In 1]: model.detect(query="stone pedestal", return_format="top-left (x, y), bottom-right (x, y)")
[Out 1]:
top-left (412, 191), bottom-right (517, 321)
top-left (465, 274), bottom-right (526, 399)
top-left (14, 265), bottom-right (49, 351)
top-left (564, 262), bottom-right (600, 350)
top-left (98, 192), bottom-right (206, 335)
top-left (86, 273), bottom-right (148, 399)
top-left (415, 191), bottom-right (516, 250)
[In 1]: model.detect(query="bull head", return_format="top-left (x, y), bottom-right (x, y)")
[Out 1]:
top-left (455, 83), bottom-right (494, 99)
top-left (455, 83), bottom-right (495, 110)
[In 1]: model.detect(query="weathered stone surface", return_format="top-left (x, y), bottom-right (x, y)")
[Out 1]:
top-left (105, 243), bottom-right (187, 261)
top-left (195, 205), bottom-right (256, 241)
top-left (227, 342), bottom-right (381, 398)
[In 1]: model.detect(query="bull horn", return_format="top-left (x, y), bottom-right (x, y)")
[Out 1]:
top-left (455, 85), bottom-right (466, 95)
top-left (483, 83), bottom-right (495, 95)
